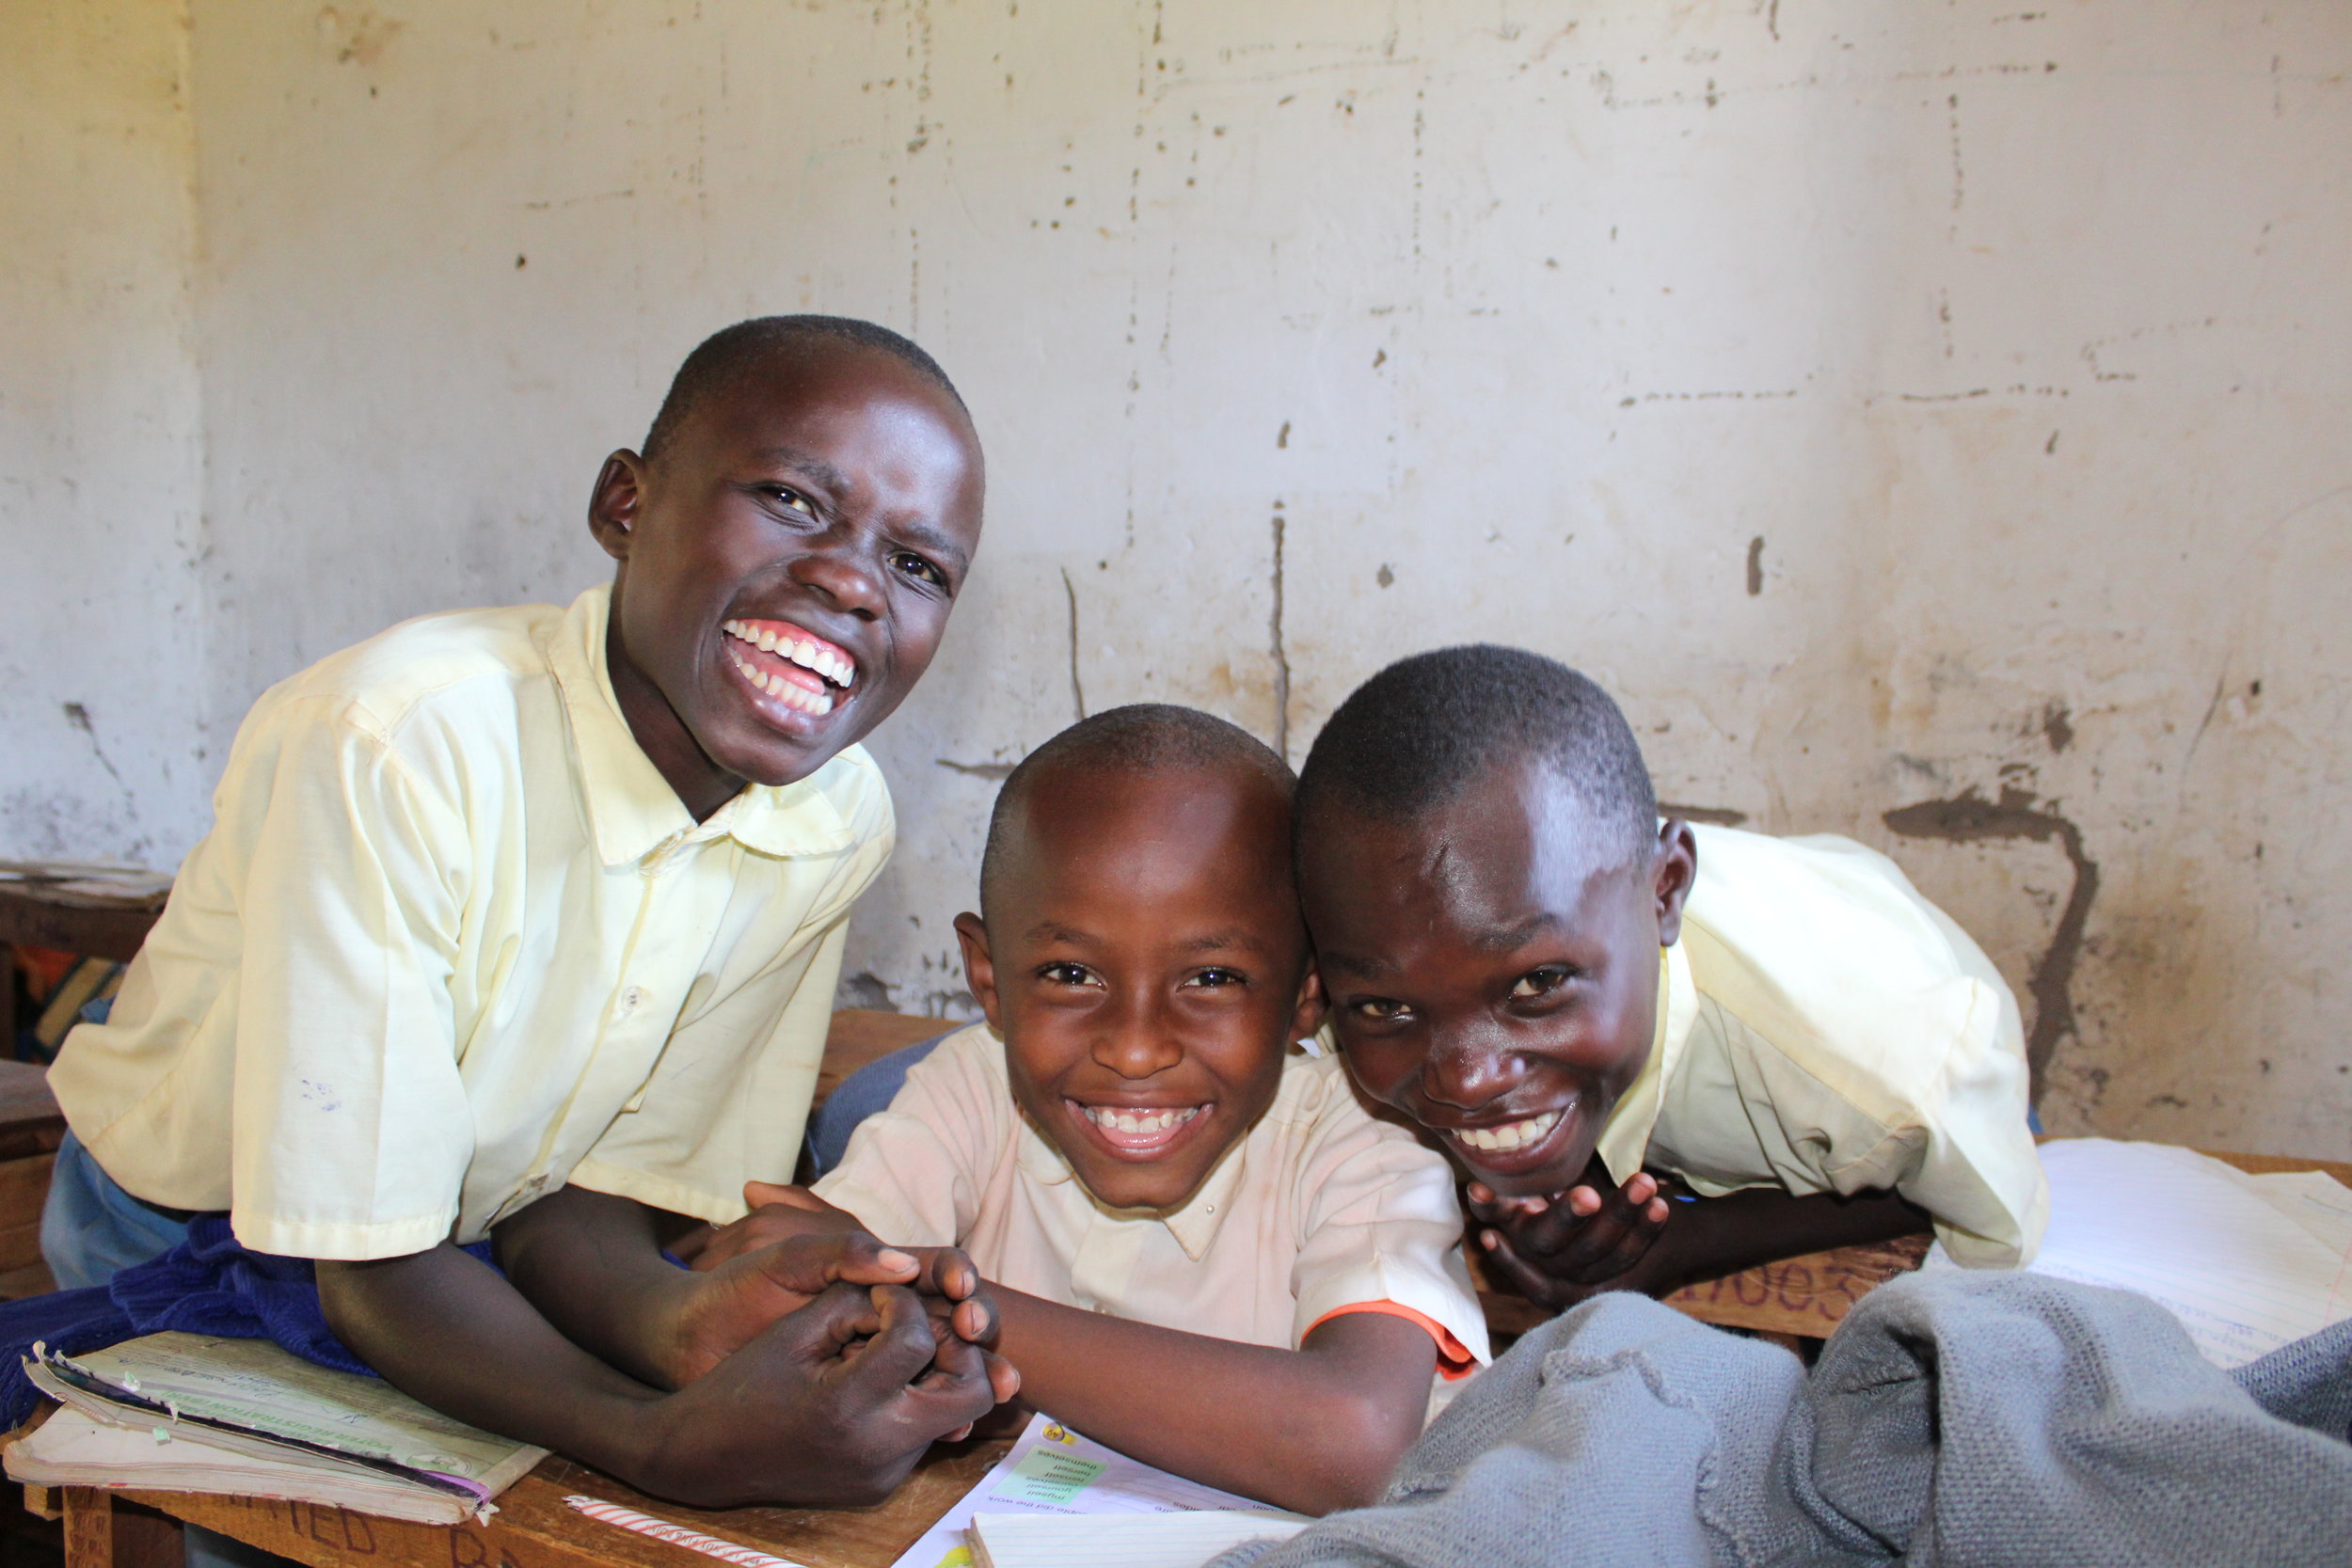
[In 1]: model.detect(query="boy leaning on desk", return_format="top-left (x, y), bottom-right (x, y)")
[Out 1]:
top-left (36, 315), bottom-right (1016, 1510)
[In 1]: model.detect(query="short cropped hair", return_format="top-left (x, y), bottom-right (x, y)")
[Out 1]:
top-left (642, 315), bottom-right (966, 464)
top-left (1295, 645), bottom-right (1657, 865)
top-left (979, 705), bottom-right (1294, 924)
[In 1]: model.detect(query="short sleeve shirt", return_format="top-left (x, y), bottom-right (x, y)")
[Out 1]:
top-left (49, 585), bottom-right (895, 1259)
top-left (1594, 825), bottom-right (2049, 1267)
top-left (814, 1023), bottom-right (1492, 1369)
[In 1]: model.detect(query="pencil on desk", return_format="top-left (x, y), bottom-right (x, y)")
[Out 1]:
top-left (562, 1494), bottom-right (812, 1568)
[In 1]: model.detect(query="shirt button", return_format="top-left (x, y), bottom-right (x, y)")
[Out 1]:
top-left (617, 986), bottom-right (646, 1017)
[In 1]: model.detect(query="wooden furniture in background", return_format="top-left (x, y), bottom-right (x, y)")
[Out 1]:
top-left (0, 1060), bottom-right (64, 1299)
top-left (815, 1009), bottom-right (954, 1105)
top-left (0, 871), bottom-right (169, 966)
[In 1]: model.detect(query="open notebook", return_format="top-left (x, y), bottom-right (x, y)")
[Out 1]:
top-left (5, 1332), bottom-right (545, 1524)
top-left (1923, 1137), bottom-right (2352, 1368)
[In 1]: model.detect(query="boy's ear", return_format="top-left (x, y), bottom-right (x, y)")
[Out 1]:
top-left (587, 450), bottom-right (647, 562)
top-left (1288, 960), bottom-right (1329, 1045)
top-left (1651, 820), bottom-right (1700, 947)
top-left (952, 911), bottom-right (1005, 1033)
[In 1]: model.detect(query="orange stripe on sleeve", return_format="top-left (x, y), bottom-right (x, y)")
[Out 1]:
top-left (1308, 1301), bottom-right (1481, 1382)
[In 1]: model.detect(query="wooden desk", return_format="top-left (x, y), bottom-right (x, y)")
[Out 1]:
top-left (29, 1433), bottom-right (1013, 1568)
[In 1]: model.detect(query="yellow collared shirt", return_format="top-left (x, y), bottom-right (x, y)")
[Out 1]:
top-left (1593, 824), bottom-right (2049, 1267)
top-left (814, 1023), bottom-right (1493, 1371)
top-left (50, 585), bottom-right (894, 1259)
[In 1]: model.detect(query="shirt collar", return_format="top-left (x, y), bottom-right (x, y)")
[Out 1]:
top-left (546, 585), bottom-right (865, 867)
top-left (1010, 1094), bottom-right (1255, 1264)
top-left (1593, 942), bottom-right (1698, 1185)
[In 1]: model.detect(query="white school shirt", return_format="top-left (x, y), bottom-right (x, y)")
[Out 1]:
top-left (50, 585), bottom-right (893, 1259)
top-left (815, 1023), bottom-right (1491, 1374)
top-left (1594, 824), bottom-right (2049, 1267)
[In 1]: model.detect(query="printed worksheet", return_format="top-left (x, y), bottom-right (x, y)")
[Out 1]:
top-left (889, 1413), bottom-right (1306, 1568)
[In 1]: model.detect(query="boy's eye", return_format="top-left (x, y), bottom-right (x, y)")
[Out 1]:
top-left (1182, 967), bottom-right (1247, 990)
top-left (765, 485), bottom-right (817, 517)
top-left (1509, 966), bottom-right (1574, 999)
top-left (1348, 997), bottom-right (1414, 1023)
top-left (890, 551), bottom-right (949, 590)
top-left (1038, 962), bottom-right (1102, 989)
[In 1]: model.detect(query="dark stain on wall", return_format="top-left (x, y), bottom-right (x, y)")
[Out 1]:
top-left (937, 758), bottom-right (1016, 780)
top-left (1883, 784), bottom-right (2101, 1102)
top-left (1744, 535), bottom-right (1764, 595)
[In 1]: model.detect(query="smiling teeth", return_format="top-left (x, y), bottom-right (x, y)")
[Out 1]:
top-left (722, 620), bottom-right (856, 688)
top-left (1083, 1105), bottom-right (1202, 1135)
top-left (1455, 1110), bottom-right (1563, 1153)
top-left (727, 648), bottom-right (835, 715)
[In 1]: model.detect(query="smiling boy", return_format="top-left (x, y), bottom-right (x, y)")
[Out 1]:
top-left (1294, 647), bottom-right (2048, 1310)
top-left (712, 705), bottom-right (1490, 1513)
top-left (43, 317), bottom-right (1009, 1506)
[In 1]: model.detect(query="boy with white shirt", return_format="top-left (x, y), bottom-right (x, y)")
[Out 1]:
top-left (698, 705), bottom-right (1490, 1515)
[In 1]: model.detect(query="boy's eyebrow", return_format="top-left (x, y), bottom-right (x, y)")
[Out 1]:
top-left (1471, 913), bottom-right (1560, 953)
top-left (1177, 928), bottom-right (1273, 956)
top-left (754, 445), bottom-right (850, 494)
top-left (892, 517), bottom-right (972, 574)
top-left (1316, 948), bottom-right (1395, 979)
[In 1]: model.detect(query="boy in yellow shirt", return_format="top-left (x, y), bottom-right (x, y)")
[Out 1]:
top-left (1293, 645), bottom-right (2047, 1309)
top-left (43, 317), bottom-right (1009, 1506)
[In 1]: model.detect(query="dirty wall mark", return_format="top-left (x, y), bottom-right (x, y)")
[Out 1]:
top-left (1883, 785), bottom-right (2100, 1102)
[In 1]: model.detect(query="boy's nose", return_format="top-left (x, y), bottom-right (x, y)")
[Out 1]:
top-left (788, 533), bottom-right (887, 619)
top-left (1091, 996), bottom-right (1184, 1080)
top-left (1417, 1032), bottom-right (1523, 1114)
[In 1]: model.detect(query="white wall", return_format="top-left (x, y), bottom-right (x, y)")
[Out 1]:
top-left (0, 0), bottom-right (210, 865)
top-left (6, 1), bottom-right (2349, 1155)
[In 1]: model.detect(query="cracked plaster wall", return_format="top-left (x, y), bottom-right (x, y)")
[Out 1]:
top-left (4, 1), bottom-right (2348, 1157)
top-left (0, 0), bottom-right (211, 867)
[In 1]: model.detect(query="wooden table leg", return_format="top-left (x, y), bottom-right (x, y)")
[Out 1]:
top-left (62, 1487), bottom-right (112, 1568)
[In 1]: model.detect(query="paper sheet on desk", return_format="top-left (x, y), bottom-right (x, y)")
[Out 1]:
top-left (889, 1413), bottom-right (1306, 1568)
top-left (1922, 1138), bottom-right (2352, 1368)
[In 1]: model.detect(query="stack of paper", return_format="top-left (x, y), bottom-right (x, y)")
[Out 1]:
top-left (891, 1413), bottom-right (1309, 1568)
top-left (1925, 1137), bottom-right (2352, 1368)
top-left (6, 1332), bottom-right (545, 1523)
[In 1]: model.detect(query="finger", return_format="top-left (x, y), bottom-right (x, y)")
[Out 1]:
top-left (1624, 1172), bottom-right (1659, 1207)
top-left (829, 1285), bottom-right (944, 1390)
top-left (1481, 1227), bottom-right (1570, 1309)
top-left (982, 1349), bottom-right (1021, 1404)
top-left (951, 1294), bottom-right (998, 1347)
top-left (776, 1280), bottom-right (889, 1364)
top-left (743, 1180), bottom-right (836, 1213)
top-left (907, 1245), bottom-right (979, 1303)
top-left (757, 1231), bottom-right (918, 1295)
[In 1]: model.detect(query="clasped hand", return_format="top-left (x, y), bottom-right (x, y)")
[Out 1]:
top-left (1468, 1157), bottom-right (1678, 1309)
top-left (630, 1189), bottom-right (1018, 1508)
